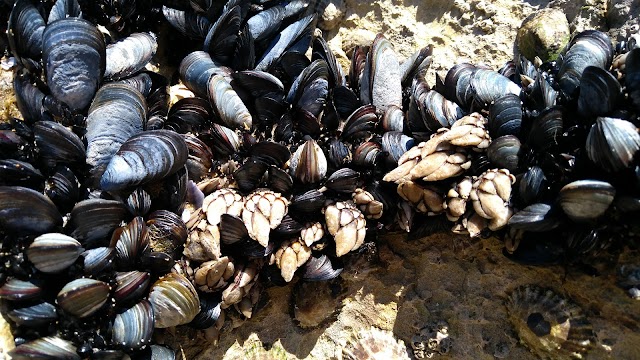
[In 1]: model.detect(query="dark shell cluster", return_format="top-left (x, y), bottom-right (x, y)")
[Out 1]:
top-left (0, 0), bottom-right (639, 358)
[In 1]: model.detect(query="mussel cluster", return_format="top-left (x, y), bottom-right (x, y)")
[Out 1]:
top-left (0, 0), bottom-right (432, 357)
top-left (1, 0), bottom-right (640, 358)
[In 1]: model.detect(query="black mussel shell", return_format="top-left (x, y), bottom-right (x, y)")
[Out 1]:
top-left (114, 216), bottom-right (148, 269)
top-left (179, 51), bottom-right (227, 98)
top-left (234, 158), bottom-right (268, 193)
top-left (101, 130), bottom-right (188, 192)
top-left (518, 166), bottom-right (548, 206)
top-left (7, 0), bottom-right (45, 65)
top-left (184, 134), bottom-right (214, 182)
top-left (203, 4), bottom-right (241, 66)
top-left (290, 190), bottom-right (326, 217)
top-left (508, 203), bottom-right (561, 232)
top-left (577, 66), bottom-right (621, 118)
top-left (9, 337), bottom-right (80, 360)
top-left (324, 168), bottom-right (361, 193)
top-left (114, 271), bottom-right (151, 306)
top-left (82, 247), bottom-right (114, 275)
top-left (69, 199), bottom-right (128, 248)
top-left (26, 233), bottom-right (83, 273)
top-left (0, 186), bottom-right (62, 235)
top-left (147, 210), bottom-right (188, 258)
top-left (45, 166), bottom-right (80, 214)
top-left (340, 105), bottom-right (378, 142)
top-left (487, 135), bottom-right (520, 172)
top-left (0, 278), bottom-right (42, 301)
top-left (57, 278), bottom-right (110, 318)
top-left (104, 32), bottom-right (157, 81)
top-left (327, 139), bottom-right (352, 170)
top-left (166, 97), bottom-right (212, 134)
top-left (190, 296), bottom-right (222, 329)
top-left (273, 214), bottom-right (304, 236)
top-left (162, 6), bottom-right (211, 40)
top-left (7, 302), bottom-right (58, 327)
top-left (267, 166), bottom-right (294, 194)
top-left (489, 93), bottom-right (522, 137)
top-left (33, 121), bottom-right (85, 166)
top-left (527, 106), bottom-right (563, 150)
top-left (586, 117), bottom-right (640, 173)
top-left (558, 180), bottom-right (615, 223)
top-left (112, 300), bottom-right (155, 350)
top-left (125, 188), bottom-right (152, 217)
top-left (249, 141), bottom-right (291, 167)
top-left (0, 159), bottom-right (44, 190)
top-left (301, 254), bottom-right (343, 281)
top-left (42, 18), bottom-right (106, 111)
top-left (255, 14), bottom-right (314, 72)
top-left (220, 214), bottom-right (249, 245)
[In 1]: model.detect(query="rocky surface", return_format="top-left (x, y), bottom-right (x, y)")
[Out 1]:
top-left (2, 0), bottom-right (640, 359)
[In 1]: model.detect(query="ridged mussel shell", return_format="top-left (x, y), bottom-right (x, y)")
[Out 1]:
top-left (33, 121), bottom-right (85, 166)
top-left (112, 299), bottom-right (155, 350)
top-left (289, 139), bottom-right (328, 184)
top-left (148, 273), bottom-right (200, 328)
top-left (0, 278), bottom-right (42, 301)
top-left (42, 18), bottom-right (106, 111)
top-left (68, 199), bottom-right (128, 247)
top-left (100, 130), bottom-right (188, 191)
top-left (506, 285), bottom-right (595, 360)
top-left (9, 336), bottom-right (80, 360)
top-left (85, 83), bottom-right (146, 168)
top-left (26, 233), bottom-right (83, 273)
top-left (489, 93), bottom-right (522, 137)
top-left (7, 302), bottom-right (58, 327)
top-left (586, 117), bottom-right (640, 172)
top-left (57, 278), bottom-right (110, 318)
top-left (487, 135), bottom-right (520, 172)
top-left (0, 186), bottom-right (62, 234)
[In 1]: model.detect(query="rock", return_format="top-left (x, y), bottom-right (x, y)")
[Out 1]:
top-left (516, 8), bottom-right (570, 62)
top-left (318, 0), bottom-right (346, 31)
top-left (608, 0), bottom-right (640, 41)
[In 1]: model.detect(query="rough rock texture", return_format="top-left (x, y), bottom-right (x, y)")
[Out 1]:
top-left (2, 0), bottom-right (640, 359)
top-left (516, 8), bottom-right (570, 61)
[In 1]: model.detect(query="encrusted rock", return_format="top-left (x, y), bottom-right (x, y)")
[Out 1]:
top-left (516, 8), bottom-right (570, 62)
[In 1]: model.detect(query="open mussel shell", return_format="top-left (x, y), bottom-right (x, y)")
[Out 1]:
top-left (558, 180), bottom-right (615, 223)
top-left (506, 285), bottom-right (595, 359)
top-left (7, 302), bottom-right (58, 327)
top-left (508, 203), bottom-right (561, 232)
top-left (82, 247), bottom-right (114, 275)
top-left (0, 186), bottom-right (62, 235)
top-left (113, 300), bottom-right (155, 350)
top-left (301, 254), bottom-right (343, 281)
top-left (33, 121), bottom-right (85, 166)
top-left (101, 130), bottom-right (188, 192)
top-left (148, 273), bottom-right (200, 328)
top-left (0, 278), bottom-right (42, 301)
top-left (105, 32), bottom-right (158, 81)
top-left (57, 278), bottom-right (110, 318)
top-left (577, 66), bottom-right (621, 118)
top-left (26, 233), bottom-right (83, 273)
top-left (489, 93), bottom-right (522, 137)
top-left (86, 83), bottom-right (146, 168)
top-left (220, 214), bottom-right (249, 245)
top-left (42, 18), bottom-right (106, 111)
top-left (586, 117), bottom-right (640, 172)
top-left (8, 336), bottom-right (80, 360)
top-left (290, 139), bottom-right (328, 184)
top-left (147, 210), bottom-right (188, 257)
top-left (69, 199), bottom-right (128, 248)
top-left (487, 135), bottom-right (520, 172)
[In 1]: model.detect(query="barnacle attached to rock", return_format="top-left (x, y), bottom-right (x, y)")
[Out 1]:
top-left (300, 222), bottom-right (325, 247)
top-left (324, 201), bottom-right (367, 257)
top-left (221, 260), bottom-right (261, 309)
top-left (183, 216), bottom-right (221, 262)
top-left (343, 327), bottom-right (411, 360)
top-left (411, 321), bottom-right (452, 359)
top-left (202, 188), bottom-right (244, 226)
top-left (506, 285), bottom-right (596, 359)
